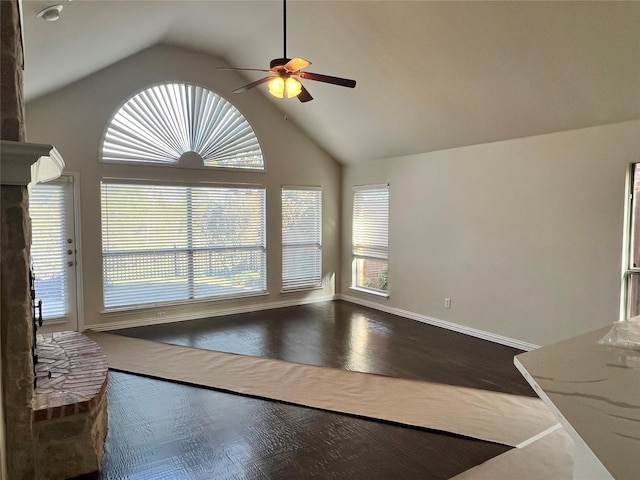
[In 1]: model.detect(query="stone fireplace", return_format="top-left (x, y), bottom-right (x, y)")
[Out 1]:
top-left (1, 141), bottom-right (109, 479)
top-left (1, 2), bottom-right (108, 478)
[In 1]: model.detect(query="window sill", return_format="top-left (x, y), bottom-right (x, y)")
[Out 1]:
top-left (101, 290), bottom-right (269, 315)
top-left (349, 286), bottom-right (389, 299)
top-left (41, 317), bottom-right (68, 326)
top-left (280, 285), bottom-right (323, 294)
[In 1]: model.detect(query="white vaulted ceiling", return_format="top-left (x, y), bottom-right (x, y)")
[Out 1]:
top-left (20, 0), bottom-right (640, 164)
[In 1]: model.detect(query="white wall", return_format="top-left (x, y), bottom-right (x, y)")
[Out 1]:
top-left (342, 121), bottom-right (640, 346)
top-left (25, 44), bottom-right (341, 329)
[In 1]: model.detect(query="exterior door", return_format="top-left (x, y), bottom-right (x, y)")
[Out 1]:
top-left (29, 174), bottom-right (79, 332)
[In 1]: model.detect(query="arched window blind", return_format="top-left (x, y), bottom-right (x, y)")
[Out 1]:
top-left (282, 187), bottom-right (322, 290)
top-left (352, 184), bottom-right (389, 294)
top-left (102, 83), bottom-right (264, 170)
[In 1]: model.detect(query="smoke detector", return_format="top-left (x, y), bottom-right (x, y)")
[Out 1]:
top-left (37, 5), bottom-right (63, 22)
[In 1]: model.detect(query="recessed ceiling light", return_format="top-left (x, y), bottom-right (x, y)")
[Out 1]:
top-left (36, 5), bottom-right (63, 22)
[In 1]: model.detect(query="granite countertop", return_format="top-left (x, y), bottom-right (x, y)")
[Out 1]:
top-left (515, 325), bottom-right (640, 480)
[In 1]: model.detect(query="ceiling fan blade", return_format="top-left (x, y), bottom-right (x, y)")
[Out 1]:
top-left (233, 76), bottom-right (275, 94)
top-left (218, 67), bottom-right (273, 73)
top-left (285, 57), bottom-right (311, 73)
top-left (299, 71), bottom-right (356, 88)
top-left (297, 85), bottom-right (313, 103)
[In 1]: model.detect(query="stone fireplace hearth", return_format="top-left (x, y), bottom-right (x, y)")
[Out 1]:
top-left (32, 332), bottom-right (108, 479)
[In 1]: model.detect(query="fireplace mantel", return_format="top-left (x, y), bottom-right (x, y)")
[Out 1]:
top-left (0, 140), bottom-right (65, 186)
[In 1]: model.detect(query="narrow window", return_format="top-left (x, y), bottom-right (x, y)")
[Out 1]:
top-left (101, 180), bottom-right (266, 309)
top-left (352, 184), bottom-right (389, 295)
top-left (282, 187), bottom-right (322, 291)
top-left (624, 163), bottom-right (640, 318)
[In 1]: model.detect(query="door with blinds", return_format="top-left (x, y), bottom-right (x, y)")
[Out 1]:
top-left (29, 174), bottom-right (79, 332)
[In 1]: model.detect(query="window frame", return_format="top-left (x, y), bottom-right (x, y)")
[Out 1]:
top-left (622, 163), bottom-right (640, 320)
top-left (281, 186), bottom-right (323, 292)
top-left (351, 184), bottom-right (389, 297)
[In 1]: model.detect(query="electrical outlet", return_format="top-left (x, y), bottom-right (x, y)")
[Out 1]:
top-left (444, 298), bottom-right (451, 309)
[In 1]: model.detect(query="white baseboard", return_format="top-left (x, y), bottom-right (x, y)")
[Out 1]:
top-left (86, 294), bottom-right (337, 332)
top-left (338, 294), bottom-right (539, 351)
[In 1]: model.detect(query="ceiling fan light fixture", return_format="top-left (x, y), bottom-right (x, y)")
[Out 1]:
top-left (268, 77), bottom-right (285, 98)
top-left (268, 76), bottom-right (302, 99)
top-left (285, 77), bottom-right (302, 98)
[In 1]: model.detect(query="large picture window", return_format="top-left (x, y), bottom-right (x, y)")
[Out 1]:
top-left (624, 163), bottom-right (640, 318)
top-left (352, 184), bottom-right (389, 295)
top-left (282, 187), bottom-right (322, 291)
top-left (101, 180), bottom-right (266, 309)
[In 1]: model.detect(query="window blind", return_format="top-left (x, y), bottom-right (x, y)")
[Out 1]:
top-left (101, 181), bottom-right (266, 309)
top-left (282, 187), bottom-right (322, 290)
top-left (30, 182), bottom-right (68, 319)
top-left (353, 185), bottom-right (389, 260)
top-left (102, 83), bottom-right (264, 170)
top-left (352, 185), bottom-right (389, 292)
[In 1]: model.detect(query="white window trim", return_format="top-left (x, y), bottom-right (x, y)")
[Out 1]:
top-left (621, 163), bottom-right (638, 321)
top-left (351, 183), bottom-right (389, 296)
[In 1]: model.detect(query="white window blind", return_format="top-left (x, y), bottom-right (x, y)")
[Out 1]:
top-left (282, 187), bottom-right (322, 290)
top-left (101, 181), bottom-right (266, 309)
top-left (30, 182), bottom-right (68, 318)
top-left (352, 185), bottom-right (389, 293)
top-left (102, 83), bottom-right (264, 170)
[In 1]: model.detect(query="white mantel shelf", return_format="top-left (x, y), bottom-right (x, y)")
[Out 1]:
top-left (515, 326), bottom-right (640, 479)
top-left (0, 140), bottom-right (64, 186)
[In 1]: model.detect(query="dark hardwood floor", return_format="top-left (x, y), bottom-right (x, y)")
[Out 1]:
top-left (117, 300), bottom-right (536, 397)
top-left (89, 300), bottom-right (536, 479)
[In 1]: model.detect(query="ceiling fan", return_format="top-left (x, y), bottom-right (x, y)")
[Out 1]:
top-left (219, 0), bottom-right (356, 103)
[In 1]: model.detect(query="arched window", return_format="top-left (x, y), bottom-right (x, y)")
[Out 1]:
top-left (102, 83), bottom-right (263, 170)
